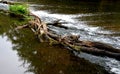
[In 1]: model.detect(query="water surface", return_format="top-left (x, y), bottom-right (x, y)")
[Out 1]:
top-left (0, 10), bottom-right (107, 74)
top-left (1, 0), bottom-right (120, 74)
top-left (28, 0), bottom-right (120, 74)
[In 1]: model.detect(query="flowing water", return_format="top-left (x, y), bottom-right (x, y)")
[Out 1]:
top-left (0, 0), bottom-right (120, 74)
top-left (29, 1), bottom-right (120, 74)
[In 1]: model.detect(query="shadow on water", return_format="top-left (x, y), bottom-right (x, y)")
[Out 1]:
top-left (0, 13), bottom-right (108, 74)
top-left (27, 0), bottom-right (120, 13)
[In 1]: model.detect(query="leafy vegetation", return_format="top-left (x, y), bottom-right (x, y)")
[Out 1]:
top-left (10, 4), bottom-right (29, 16)
top-left (9, 3), bottom-right (33, 21)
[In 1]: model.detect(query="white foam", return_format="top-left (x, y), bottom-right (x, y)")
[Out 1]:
top-left (106, 58), bottom-right (120, 74)
top-left (31, 10), bottom-right (76, 22)
top-left (111, 68), bottom-right (120, 74)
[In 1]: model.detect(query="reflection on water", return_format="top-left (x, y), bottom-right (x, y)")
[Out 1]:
top-left (0, 14), bottom-right (33, 74)
top-left (27, 0), bottom-right (120, 74)
top-left (29, 0), bottom-right (120, 13)
top-left (0, 13), bottom-right (107, 74)
top-left (0, 36), bottom-right (30, 74)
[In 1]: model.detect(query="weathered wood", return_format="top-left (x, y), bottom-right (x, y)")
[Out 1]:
top-left (15, 24), bottom-right (28, 30)
top-left (80, 47), bottom-right (120, 60)
top-left (47, 32), bottom-right (120, 60)
top-left (47, 20), bottom-right (68, 29)
top-left (15, 15), bottom-right (120, 60)
top-left (8, 1), bottom-right (119, 60)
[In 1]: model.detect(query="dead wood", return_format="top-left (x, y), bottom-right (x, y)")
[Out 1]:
top-left (47, 32), bottom-right (120, 60)
top-left (14, 12), bottom-right (120, 60)
top-left (80, 47), bottom-right (120, 60)
top-left (47, 20), bottom-right (68, 29)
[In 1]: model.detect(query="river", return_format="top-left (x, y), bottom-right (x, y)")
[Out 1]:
top-left (0, 0), bottom-right (120, 74)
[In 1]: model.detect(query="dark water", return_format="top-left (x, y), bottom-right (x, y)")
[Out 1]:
top-left (29, 1), bottom-right (120, 74)
top-left (0, 0), bottom-right (120, 74)
top-left (0, 14), bottom-right (107, 74)
top-left (27, 0), bottom-right (120, 74)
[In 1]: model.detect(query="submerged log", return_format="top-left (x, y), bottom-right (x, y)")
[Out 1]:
top-left (87, 42), bottom-right (120, 53)
top-left (80, 47), bottom-right (120, 59)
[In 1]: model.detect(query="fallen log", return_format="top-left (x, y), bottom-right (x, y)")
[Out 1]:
top-left (14, 12), bottom-right (120, 60)
top-left (47, 32), bottom-right (120, 60)
top-left (47, 19), bottom-right (68, 29)
top-left (80, 47), bottom-right (120, 59)
top-left (88, 42), bottom-right (120, 53)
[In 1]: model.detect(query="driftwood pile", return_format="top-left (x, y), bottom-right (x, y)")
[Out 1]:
top-left (1, 0), bottom-right (119, 60)
top-left (15, 12), bottom-right (120, 61)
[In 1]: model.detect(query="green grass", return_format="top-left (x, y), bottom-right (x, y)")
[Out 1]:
top-left (10, 4), bottom-right (29, 16)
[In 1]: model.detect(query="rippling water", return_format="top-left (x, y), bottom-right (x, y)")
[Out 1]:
top-left (31, 9), bottom-right (120, 74)
top-left (29, 1), bottom-right (120, 73)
